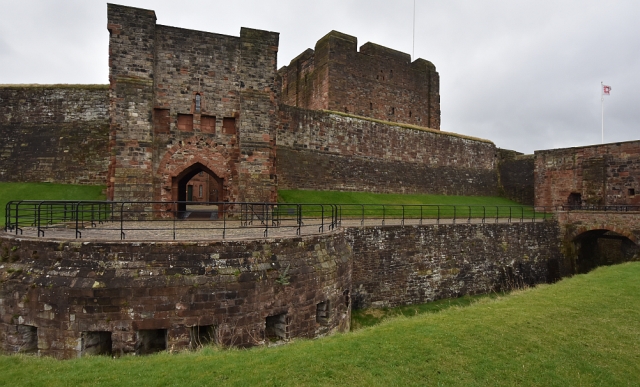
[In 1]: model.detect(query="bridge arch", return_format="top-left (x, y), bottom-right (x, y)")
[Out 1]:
top-left (571, 228), bottom-right (639, 274)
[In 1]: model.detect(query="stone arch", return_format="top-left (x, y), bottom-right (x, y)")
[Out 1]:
top-left (155, 137), bottom-right (237, 216)
top-left (570, 228), bottom-right (639, 274)
top-left (568, 224), bottom-right (637, 246)
top-left (171, 162), bottom-right (224, 215)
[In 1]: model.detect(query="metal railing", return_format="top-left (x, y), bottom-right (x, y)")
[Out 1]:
top-left (560, 204), bottom-right (640, 212)
top-left (6, 200), bottom-right (632, 241)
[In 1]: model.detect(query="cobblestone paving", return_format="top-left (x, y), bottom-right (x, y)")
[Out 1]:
top-left (4, 216), bottom-right (547, 241)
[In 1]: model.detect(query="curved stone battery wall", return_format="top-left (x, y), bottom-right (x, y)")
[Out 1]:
top-left (0, 232), bottom-right (352, 358)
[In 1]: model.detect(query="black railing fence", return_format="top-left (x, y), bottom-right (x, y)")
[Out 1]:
top-left (4, 200), bottom-right (637, 241)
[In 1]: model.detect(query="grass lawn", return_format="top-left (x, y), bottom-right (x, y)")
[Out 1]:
top-left (1, 262), bottom-right (638, 386)
top-left (351, 293), bottom-right (505, 330)
top-left (278, 190), bottom-right (523, 205)
top-left (0, 183), bottom-right (105, 222)
top-left (277, 190), bottom-right (543, 220)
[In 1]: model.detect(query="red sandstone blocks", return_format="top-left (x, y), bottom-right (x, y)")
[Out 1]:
top-left (279, 31), bottom-right (440, 129)
top-left (535, 141), bottom-right (640, 207)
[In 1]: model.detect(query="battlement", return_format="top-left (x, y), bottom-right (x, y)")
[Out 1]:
top-left (359, 42), bottom-right (411, 63)
top-left (279, 31), bottom-right (440, 129)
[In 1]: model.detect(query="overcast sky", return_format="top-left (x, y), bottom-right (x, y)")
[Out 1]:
top-left (1, 0), bottom-right (638, 154)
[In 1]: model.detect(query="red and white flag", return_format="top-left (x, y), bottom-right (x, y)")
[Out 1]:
top-left (603, 84), bottom-right (611, 95)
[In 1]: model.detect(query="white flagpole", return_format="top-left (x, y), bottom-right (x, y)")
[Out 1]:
top-left (601, 81), bottom-right (604, 144)
top-left (412, 0), bottom-right (416, 60)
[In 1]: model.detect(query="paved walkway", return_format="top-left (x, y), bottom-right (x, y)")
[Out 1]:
top-left (4, 216), bottom-right (547, 242)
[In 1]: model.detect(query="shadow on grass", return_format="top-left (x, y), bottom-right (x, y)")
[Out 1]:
top-left (351, 292), bottom-right (506, 330)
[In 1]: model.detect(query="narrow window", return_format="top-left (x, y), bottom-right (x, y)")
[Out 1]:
top-left (81, 331), bottom-right (112, 356)
top-left (369, 102), bottom-right (373, 110)
top-left (629, 188), bottom-right (636, 197)
top-left (16, 325), bottom-right (38, 353)
top-left (409, 111), bottom-right (412, 118)
top-left (177, 114), bottom-right (194, 132)
top-left (223, 117), bottom-right (236, 135)
top-left (135, 329), bottom-right (167, 355)
top-left (344, 107), bottom-right (348, 113)
top-left (567, 192), bottom-right (582, 209)
top-left (316, 301), bottom-right (331, 325)
top-left (391, 107), bottom-right (395, 115)
top-left (189, 325), bottom-right (215, 349)
top-left (265, 313), bottom-right (288, 342)
top-left (195, 94), bottom-right (201, 113)
top-left (199, 185), bottom-right (203, 198)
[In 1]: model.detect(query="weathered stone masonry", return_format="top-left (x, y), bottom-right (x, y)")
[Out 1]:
top-left (535, 140), bottom-right (640, 207)
top-left (347, 222), bottom-right (564, 308)
top-left (0, 232), bottom-right (352, 358)
top-left (107, 4), bottom-right (279, 203)
top-left (278, 30), bottom-right (440, 129)
top-left (497, 149), bottom-right (535, 205)
top-left (0, 221), bottom-right (566, 358)
top-left (0, 85), bottom-right (109, 185)
top-left (277, 106), bottom-right (498, 196)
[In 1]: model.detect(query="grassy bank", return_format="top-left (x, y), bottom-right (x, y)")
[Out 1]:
top-left (278, 190), bottom-right (522, 205)
top-left (351, 293), bottom-right (504, 330)
top-left (277, 190), bottom-right (540, 219)
top-left (0, 183), bottom-right (105, 221)
top-left (1, 263), bottom-right (639, 386)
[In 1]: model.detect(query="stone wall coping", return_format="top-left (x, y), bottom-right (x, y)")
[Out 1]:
top-left (534, 139), bottom-right (640, 154)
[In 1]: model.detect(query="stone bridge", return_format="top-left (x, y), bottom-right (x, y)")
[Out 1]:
top-left (556, 211), bottom-right (640, 274)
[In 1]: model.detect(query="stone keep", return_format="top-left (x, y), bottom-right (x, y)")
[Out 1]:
top-left (107, 4), bottom-right (279, 204)
top-left (278, 31), bottom-right (440, 129)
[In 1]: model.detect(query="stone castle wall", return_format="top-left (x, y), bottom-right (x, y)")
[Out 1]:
top-left (0, 85), bottom-right (109, 185)
top-left (0, 232), bottom-right (352, 358)
top-left (279, 31), bottom-right (440, 129)
top-left (497, 149), bottom-right (535, 205)
top-left (277, 106), bottom-right (498, 196)
top-left (0, 220), bottom-right (566, 358)
top-left (535, 141), bottom-right (640, 207)
top-left (347, 222), bottom-right (564, 308)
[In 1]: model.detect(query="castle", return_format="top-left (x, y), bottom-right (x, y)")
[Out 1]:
top-left (0, 4), bottom-right (638, 358)
top-left (1, 4), bottom-right (636, 208)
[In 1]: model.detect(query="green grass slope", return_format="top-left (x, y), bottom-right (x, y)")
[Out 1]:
top-left (0, 183), bottom-right (105, 221)
top-left (1, 263), bottom-right (639, 386)
top-left (278, 190), bottom-right (540, 219)
top-left (278, 189), bottom-right (523, 205)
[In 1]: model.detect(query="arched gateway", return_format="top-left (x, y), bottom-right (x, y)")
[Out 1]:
top-left (171, 162), bottom-right (224, 218)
